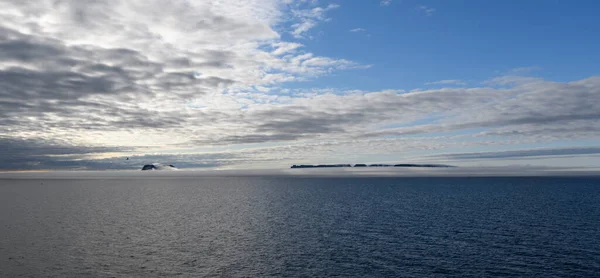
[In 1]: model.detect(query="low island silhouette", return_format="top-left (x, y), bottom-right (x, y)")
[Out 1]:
top-left (141, 163), bottom-right (177, 170)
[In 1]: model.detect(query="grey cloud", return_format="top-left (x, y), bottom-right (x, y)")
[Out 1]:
top-left (196, 61), bottom-right (231, 69)
top-left (0, 135), bottom-right (251, 171)
top-left (476, 120), bottom-right (600, 140)
top-left (190, 107), bottom-right (368, 145)
top-left (91, 153), bottom-right (241, 170)
top-left (0, 136), bottom-right (131, 170)
top-left (167, 50), bottom-right (236, 69)
top-left (0, 0), bottom-right (364, 141)
top-left (0, 39), bottom-right (63, 61)
top-left (0, 68), bottom-right (121, 99)
top-left (192, 134), bottom-right (302, 145)
top-left (254, 109), bottom-right (353, 134)
top-left (435, 147), bottom-right (600, 160)
top-left (1, 0), bottom-right (598, 171)
top-left (179, 76), bottom-right (599, 147)
top-left (197, 76), bottom-right (237, 87)
top-left (357, 77), bottom-right (600, 139)
top-left (0, 137), bottom-right (127, 157)
top-left (243, 88), bottom-right (505, 138)
top-left (0, 27), bottom-right (231, 133)
top-left (0, 148), bottom-right (277, 171)
top-left (360, 112), bottom-right (600, 139)
top-left (0, 155), bottom-right (220, 171)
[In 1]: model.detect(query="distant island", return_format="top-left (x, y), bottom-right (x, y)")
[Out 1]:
top-left (291, 164), bottom-right (455, 168)
top-left (290, 164), bottom-right (352, 168)
top-left (141, 163), bottom-right (177, 170)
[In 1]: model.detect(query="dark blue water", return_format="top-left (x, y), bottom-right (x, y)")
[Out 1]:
top-left (1, 177), bottom-right (599, 277)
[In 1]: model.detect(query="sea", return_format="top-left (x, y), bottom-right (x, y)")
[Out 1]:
top-left (1, 175), bottom-right (599, 277)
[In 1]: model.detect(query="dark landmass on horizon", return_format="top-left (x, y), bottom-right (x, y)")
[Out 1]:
top-left (141, 164), bottom-right (176, 170)
top-left (291, 164), bottom-right (455, 168)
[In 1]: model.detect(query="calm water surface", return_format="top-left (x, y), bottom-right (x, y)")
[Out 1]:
top-left (1, 177), bottom-right (599, 277)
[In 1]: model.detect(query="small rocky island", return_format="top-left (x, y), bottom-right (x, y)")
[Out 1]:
top-left (291, 163), bottom-right (454, 168)
top-left (141, 163), bottom-right (177, 170)
top-left (290, 164), bottom-right (352, 168)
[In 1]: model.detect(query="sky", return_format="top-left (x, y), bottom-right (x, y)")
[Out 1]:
top-left (1, 0), bottom-right (599, 171)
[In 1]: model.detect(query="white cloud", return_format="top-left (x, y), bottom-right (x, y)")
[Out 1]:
top-left (291, 20), bottom-right (317, 38)
top-left (425, 80), bottom-right (467, 86)
top-left (349, 28), bottom-right (366, 32)
top-left (271, 42), bottom-right (304, 56)
top-left (290, 3), bottom-right (340, 38)
top-left (380, 0), bottom-right (392, 7)
top-left (418, 5), bottom-right (436, 16)
top-left (510, 66), bottom-right (542, 74)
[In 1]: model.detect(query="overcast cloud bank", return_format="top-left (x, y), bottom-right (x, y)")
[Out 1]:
top-left (1, 0), bottom-right (599, 171)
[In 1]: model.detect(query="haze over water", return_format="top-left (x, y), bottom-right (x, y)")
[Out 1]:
top-left (1, 176), bottom-right (599, 277)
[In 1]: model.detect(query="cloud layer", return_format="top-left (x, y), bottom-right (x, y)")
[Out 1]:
top-left (1, 1), bottom-right (600, 171)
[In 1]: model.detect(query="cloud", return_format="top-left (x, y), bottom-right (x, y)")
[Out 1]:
top-left (291, 20), bottom-right (318, 38)
top-left (271, 42), bottom-right (303, 56)
top-left (417, 5), bottom-right (436, 16)
top-left (1, 1), bottom-right (600, 171)
top-left (380, 0), bottom-right (392, 7)
top-left (433, 147), bottom-right (600, 160)
top-left (0, 0), bottom-right (363, 143)
top-left (349, 28), bottom-right (367, 32)
top-left (4, 68), bottom-right (600, 170)
top-left (174, 75), bottom-right (600, 151)
top-left (0, 136), bottom-right (132, 170)
top-left (510, 66), bottom-right (542, 74)
top-left (290, 3), bottom-right (340, 38)
top-left (425, 79), bottom-right (467, 86)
